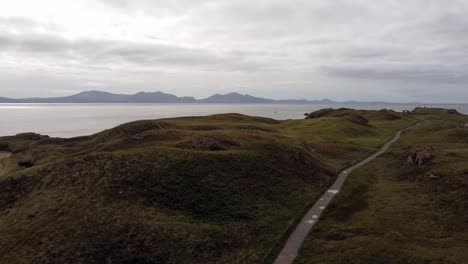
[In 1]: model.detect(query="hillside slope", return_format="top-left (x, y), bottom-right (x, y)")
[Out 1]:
top-left (0, 110), bottom-right (414, 263)
top-left (295, 108), bottom-right (468, 263)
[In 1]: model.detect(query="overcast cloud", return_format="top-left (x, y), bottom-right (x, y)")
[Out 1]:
top-left (0, 0), bottom-right (467, 102)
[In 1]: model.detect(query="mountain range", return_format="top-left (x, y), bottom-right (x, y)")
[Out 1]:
top-left (0, 90), bottom-right (379, 104)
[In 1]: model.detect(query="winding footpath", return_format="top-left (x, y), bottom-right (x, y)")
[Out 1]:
top-left (273, 123), bottom-right (421, 264)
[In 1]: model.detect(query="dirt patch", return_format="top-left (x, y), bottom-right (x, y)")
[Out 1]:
top-left (175, 134), bottom-right (239, 151)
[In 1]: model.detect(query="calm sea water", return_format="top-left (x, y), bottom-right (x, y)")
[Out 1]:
top-left (1, 103), bottom-right (467, 138)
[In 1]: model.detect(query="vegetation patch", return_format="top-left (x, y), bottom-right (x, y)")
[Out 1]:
top-left (345, 114), bottom-right (370, 126)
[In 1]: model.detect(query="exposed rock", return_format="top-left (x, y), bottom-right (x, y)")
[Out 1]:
top-left (402, 110), bottom-right (411, 116)
top-left (406, 146), bottom-right (436, 166)
top-left (447, 109), bottom-right (458, 114)
top-left (424, 172), bottom-right (440, 180)
top-left (129, 134), bottom-right (146, 140)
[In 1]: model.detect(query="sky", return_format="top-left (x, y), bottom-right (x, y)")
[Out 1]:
top-left (0, 0), bottom-right (467, 103)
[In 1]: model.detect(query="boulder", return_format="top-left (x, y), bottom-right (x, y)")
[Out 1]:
top-left (128, 134), bottom-right (145, 140)
top-left (406, 146), bottom-right (436, 166)
top-left (424, 172), bottom-right (440, 180)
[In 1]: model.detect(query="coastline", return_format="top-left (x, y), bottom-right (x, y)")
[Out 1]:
top-left (2, 103), bottom-right (468, 138)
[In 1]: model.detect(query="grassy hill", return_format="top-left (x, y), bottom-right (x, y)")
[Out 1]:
top-left (0, 110), bottom-right (416, 263)
top-left (295, 108), bottom-right (468, 263)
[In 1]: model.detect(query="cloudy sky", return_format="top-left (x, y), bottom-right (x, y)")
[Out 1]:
top-left (1, 0), bottom-right (467, 102)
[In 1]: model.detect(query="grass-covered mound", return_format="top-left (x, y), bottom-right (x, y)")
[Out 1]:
top-left (0, 110), bottom-right (414, 263)
top-left (295, 109), bottom-right (468, 263)
top-left (305, 108), bottom-right (403, 122)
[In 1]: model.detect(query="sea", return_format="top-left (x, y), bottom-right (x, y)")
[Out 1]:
top-left (1, 103), bottom-right (467, 138)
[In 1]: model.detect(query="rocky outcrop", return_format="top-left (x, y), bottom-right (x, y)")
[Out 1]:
top-left (128, 134), bottom-right (146, 141)
top-left (304, 108), bottom-right (353, 119)
top-left (406, 146), bottom-right (436, 166)
top-left (15, 133), bottom-right (50, 141)
top-left (304, 108), bottom-right (335, 119)
top-left (412, 107), bottom-right (459, 115)
top-left (402, 110), bottom-right (411, 116)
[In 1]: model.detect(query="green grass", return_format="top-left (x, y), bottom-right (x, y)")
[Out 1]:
top-left (283, 112), bottom-right (414, 173)
top-left (294, 110), bottom-right (468, 264)
top-left (0, 110), bottom-right (416, 264)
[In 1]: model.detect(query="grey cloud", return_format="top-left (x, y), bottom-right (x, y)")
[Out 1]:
top-left (20, 34), bottom-right (71, 53)
top-left (340, 45), bottom-right (406, 59)
top-left (0, 36), bottom-right (13, 48)
top-left (0, 17), bottom-right (37, 30)
top-left (96, 44), bottom-right (222, 66)
top-left (0, 31), bottom-right (269, 71)
top-left (1, 0), bottom-right (468, 102)
top-left (97, 0), bottom-right (212, 16)
top-left (322, 65), bottom-right (468, 84)
top-left (428, 15), bottom-right (468, 37)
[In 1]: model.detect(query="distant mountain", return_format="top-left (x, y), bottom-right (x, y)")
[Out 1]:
top-left (0, 91), bottom-right (197, 103)
top-left (198, 92), bottom-right (275, 103)
top-left (127, 92), bottom-right (196, 103)
top-left (0, 90), bottom-right (346, 104)
top-left (0, 97), bottom-right (15, 103)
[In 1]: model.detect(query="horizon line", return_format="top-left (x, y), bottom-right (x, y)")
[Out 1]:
top-left (0, 89), bottom-right (465, 105)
